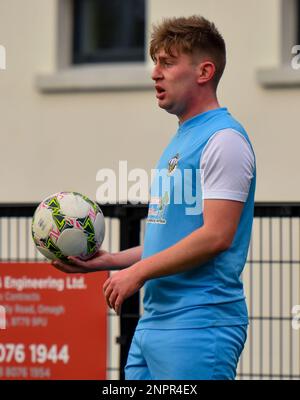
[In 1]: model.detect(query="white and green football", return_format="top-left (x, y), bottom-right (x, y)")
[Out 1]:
top-left (32, 192), bottom-right (105, 262)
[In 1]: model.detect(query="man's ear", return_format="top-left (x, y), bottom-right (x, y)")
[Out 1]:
top-left (196, 61), bottom-right (216, 85)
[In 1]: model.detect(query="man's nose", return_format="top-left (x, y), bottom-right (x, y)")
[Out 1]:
top-left (151, 64), bottom-right (163, 81)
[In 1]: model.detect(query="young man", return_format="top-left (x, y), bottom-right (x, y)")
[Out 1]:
top-left (53, 16), bottom-right (256, 380)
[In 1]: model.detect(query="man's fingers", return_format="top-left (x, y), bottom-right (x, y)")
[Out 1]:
top-left (51, 263), bottom-right (66, 274)
top-left (105, 288), bottom-right (114, 309)
top-left (104, 283), bottom-right (114, 308)
top-left (109, 290), bottom-right (118, 310)
top-left (51, 260), bottom-right (85, 274)
top-left (68, 256), bottom-right (108, 271)
top-left (115, 297), bottom-right (122, 315)
top-left (67, 257), bottom-right (90, 268)
top-left (103, 277), bottom-right (111, 292)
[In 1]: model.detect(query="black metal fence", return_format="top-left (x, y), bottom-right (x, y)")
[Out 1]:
top-left (0, 203), bottom-right (300, 380)
top-left (240, 203), bottom-right (300, 379)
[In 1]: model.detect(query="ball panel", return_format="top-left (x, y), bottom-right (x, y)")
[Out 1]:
top-left (94, 212), bottom-right (105, 245)
top-left (59, 193), bottom-right (90, 218)
top-left (44, 195), bottom-right (61, 210)
top-left (40, 236), bottom-right (69, 262)
top-left (36, 246), bottom-right (58, 261)
top-left (56, 228), bottom-right (87, 256)
top-left (32, 208), bottom-right (54, 240)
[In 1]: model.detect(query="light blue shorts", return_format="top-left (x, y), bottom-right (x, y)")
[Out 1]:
top-left (125, 325), bottom-right (247, 380)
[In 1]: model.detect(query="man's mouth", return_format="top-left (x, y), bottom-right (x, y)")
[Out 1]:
top-left (155, 85), bottom-right (166, 99)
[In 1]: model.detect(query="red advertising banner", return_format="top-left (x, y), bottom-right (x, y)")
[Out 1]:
top-left (0, 263), bottom-right (109, 380)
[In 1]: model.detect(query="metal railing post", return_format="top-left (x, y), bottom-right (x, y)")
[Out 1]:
top-left (117, 205), bottom-right (147, 380)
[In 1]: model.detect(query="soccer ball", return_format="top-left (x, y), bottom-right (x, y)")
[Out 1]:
top-left (32, 191), bottom-right (105, 262)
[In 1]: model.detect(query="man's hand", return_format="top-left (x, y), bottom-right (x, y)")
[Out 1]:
top-left (103, 265), bottom-right (145, 315)
top-left (51, 250), bottom-right (116, 274)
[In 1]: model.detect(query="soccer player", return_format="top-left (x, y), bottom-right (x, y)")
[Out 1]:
top-left (53, 15), bottom-right (256, 380)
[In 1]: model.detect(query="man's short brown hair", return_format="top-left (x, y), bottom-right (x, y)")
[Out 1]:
top-left (150, 15), bottom-right (226, 89)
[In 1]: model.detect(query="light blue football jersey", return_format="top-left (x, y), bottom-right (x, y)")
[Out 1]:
top-left (137, 107), bottom-right (256, 329)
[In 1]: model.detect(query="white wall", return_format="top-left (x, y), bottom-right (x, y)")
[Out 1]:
top-left (0, 0), bottom-right (299, 203)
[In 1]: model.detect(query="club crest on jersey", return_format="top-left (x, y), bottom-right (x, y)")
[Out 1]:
top-left (168, 153), bottom-right (180, 176)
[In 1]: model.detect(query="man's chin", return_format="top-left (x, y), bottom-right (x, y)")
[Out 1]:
top-left (158, 100), bottom-right (171, 111)
top-left (158, 101), bottom-right (177, 115)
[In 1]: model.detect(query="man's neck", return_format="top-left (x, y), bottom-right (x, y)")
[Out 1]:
top-left (178, 92), bottom-right (220, 124)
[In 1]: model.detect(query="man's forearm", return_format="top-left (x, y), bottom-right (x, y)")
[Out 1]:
top-left (112, 245), bottom-right (143, 268)
top-left (132, 227), bottom-right (229, 282)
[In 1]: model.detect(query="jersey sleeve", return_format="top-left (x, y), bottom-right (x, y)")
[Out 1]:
top-left (200, 128), bottom-right (255, 202)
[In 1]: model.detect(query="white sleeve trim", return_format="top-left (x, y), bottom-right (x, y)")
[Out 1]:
top-left (203, 190), bottom-right (248, 202)
top-left (200, 129), bottom-right (255, 203)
